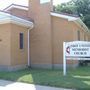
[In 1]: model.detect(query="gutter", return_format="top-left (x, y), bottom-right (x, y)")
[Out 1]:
top-left (76, 19), bottom-right (89, 32)
top-left (50, 12), bottom-right (89, 32)
top-left (73, 19), bottom-right (89, 33)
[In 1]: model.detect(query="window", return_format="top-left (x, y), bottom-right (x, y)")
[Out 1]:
top-left (77, 31), bottom-right (80, 41)
top-left (19, 33), bottom-right (24, 49)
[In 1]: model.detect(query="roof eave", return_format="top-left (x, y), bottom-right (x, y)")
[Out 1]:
top-left (3, 4), bottom-right (28, 11)
top-left (0, 12), bottom-right (34, 29)
top-left (51, 12), bottom-right (79, 21)
top-left (51, 12), bottom-right (89, 32)
top-left (73, 19), bottom-right (89, 32)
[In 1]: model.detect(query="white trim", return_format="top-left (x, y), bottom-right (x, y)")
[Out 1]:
top-left (74, 21), bottom-right (88, 32)
top-left (51, 12), bottom-right (78, 21)
top-left (51, 12), bottom-right (89, 32)
top-left (4, 4), bottom-right (28, 11)
top-left (0, 12), bottom-right (34, 28)
top-left (76, 19), bottom-right (89, 32)
top-left (11, 16), bottom-right (33, 28)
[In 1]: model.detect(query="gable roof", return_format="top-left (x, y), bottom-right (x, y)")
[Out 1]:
top-left (0, 11), bottom-right (33, 28)
top-left (51, 12), bottom-right (89, 32)
top-left (3, 4), bottom-right (28, 11)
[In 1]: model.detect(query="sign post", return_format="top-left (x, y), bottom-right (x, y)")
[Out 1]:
top-left (63, 42), bottom-right (66, 76)
top-left (63, 41), bottom-right (90, 76)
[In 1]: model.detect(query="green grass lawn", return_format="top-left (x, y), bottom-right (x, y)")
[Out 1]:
top-left (0, 66), bottom-right (90, 89)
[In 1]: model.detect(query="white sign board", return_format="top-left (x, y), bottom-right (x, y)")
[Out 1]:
top-left (63, 41), bottom-right (90, 76)
top-left (65, 41), bottom-right (90, 59)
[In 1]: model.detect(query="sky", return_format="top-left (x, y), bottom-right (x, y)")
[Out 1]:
top-left (53, 0), bottom-right (71, 5)
top-left (0, 0), bottom-right (71, 10)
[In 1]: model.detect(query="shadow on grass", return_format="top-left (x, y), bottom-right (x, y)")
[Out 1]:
top-left (0, 67), bottom-right (90, 90)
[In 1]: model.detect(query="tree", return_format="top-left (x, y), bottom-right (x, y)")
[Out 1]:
top-left (55, 3), bottom-right (76, 14)
top-left (73, 0), bottom-right (90, 15)
top-left (55, 0), bottom-right (90, 28)
top-left (73, 0), bottom-right (90, 28)
top-left (55, 1), bottom-right (77, 14)
top-left (55, 4), bottom-right (76, 14)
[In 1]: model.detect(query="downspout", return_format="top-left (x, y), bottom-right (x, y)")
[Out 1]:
top-left (27, 28), bottom-right (30, 67)
top-left (27, 24), bottom-right (34, 67)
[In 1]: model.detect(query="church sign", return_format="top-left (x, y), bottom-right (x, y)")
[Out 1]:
top-left (63, 41), bottom-right (90, 76)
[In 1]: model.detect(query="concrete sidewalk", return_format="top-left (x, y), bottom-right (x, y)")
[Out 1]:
top-left (0, 80), bottom-right (74, 90)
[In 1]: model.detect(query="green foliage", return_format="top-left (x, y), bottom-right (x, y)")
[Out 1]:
top-left (73, 0), bottom-right (90, 28)
top-left (55, 0), bottom-right (90, 28)
top-left (84, 15), bottom-right (90, 28)
top-left (55, 4), bottom-right (76, 14)
top-left (73, 0), bottom-right (90, 15)
top-left (55, 0), bottom-right (77, 14)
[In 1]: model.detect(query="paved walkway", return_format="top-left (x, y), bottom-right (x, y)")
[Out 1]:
top-left (0, 80), bottom-right (74, 90)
